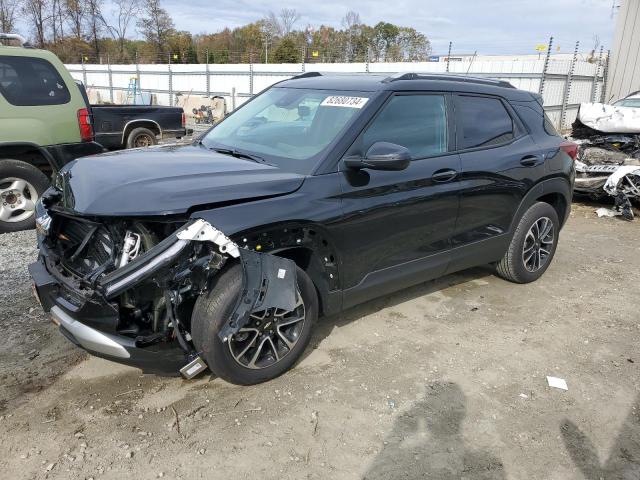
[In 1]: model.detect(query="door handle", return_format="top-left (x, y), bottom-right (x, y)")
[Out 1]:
top-left (431, 169), bottom-right (458, 183)
top-left (520, 155), bottom-right (543, 167)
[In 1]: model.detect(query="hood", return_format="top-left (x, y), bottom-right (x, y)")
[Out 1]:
top-left (56, 144), bottom-right (305, 216)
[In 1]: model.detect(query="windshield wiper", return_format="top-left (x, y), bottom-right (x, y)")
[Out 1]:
top-left (210, 147), bottom-right (270, 164)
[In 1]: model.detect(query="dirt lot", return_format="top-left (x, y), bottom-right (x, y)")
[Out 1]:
top-left (0, 202), bottom-right (639, 480)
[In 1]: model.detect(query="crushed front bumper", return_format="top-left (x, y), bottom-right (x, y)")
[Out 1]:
top-left (29, 256), bottom-right (186, 374)
top-left (29, 218), bottom-right (298, 376)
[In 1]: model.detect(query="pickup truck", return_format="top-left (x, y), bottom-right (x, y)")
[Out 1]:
top-left (0, 33), bottom-right (187, 233)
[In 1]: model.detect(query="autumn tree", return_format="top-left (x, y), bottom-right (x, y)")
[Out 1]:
top-left (137, 0), bottom-right (175, 57)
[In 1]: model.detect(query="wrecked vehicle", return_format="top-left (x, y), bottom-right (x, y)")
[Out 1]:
top-left (29, 72), bottom-right (575, 384)
top-left (572, 95), bottom-right (640, 219)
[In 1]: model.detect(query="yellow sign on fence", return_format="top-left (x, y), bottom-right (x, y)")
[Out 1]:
top-left (535, 44), bottom-right (548, 52)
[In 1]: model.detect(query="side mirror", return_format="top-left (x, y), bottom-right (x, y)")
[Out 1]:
top-left (344, 142), bottom-right (411, 171)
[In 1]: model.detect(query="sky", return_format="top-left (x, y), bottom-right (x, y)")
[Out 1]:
top-left (17, 0), bottom-right (618, 55)
top-left (159, 0), bottom-right (617, 54)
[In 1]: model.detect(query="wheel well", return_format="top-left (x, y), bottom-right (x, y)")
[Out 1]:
top-left (0, 145), bottom-right (51, 174)
top-left (275, 246), bottom-right (328, 315)
top-left (124, 121), bottom-right (161, 143)
top-left (536, 193), bottom-right (567, 224)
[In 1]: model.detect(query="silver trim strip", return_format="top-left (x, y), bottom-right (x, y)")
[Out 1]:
top-left (51, 306), bottom-right (131, 359)
top-left (121, 119), bottom-right (163, 144)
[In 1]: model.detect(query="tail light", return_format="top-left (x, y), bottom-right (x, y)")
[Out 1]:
top-left (560, 140), bottom-right (578, 161)
top-left (77, 108), bottom-right (94, 142)
top-left (181, 112), bottom-right (186, 128)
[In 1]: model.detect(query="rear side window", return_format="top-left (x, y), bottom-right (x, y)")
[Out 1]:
top-left (362, 94), bottom-right (448, 158)
top-left (456, 95), bottom-right (514, 149)
top-left (0, 56), bottom-right (70, 106)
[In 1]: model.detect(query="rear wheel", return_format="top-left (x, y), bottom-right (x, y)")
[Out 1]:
top-left (126, 127), bottom-right (158, 149)
top-left (0, 159), bottom-right (49, 233)
top-left (191, 263), bottom-right (318, 385)
top-left (496, 202), bottom-right (560, 283)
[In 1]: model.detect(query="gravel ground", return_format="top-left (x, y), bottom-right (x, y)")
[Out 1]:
top-left (0, 202), bottom-right (639, 480)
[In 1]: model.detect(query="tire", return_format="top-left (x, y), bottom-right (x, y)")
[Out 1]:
top-left (0, 159), bottom-right (50, 234)
top-left (496, 202), bottom-right (560, 284)
top-left (191, 262), bottom-right (318, 385)
top-left (126, 127), bottom-right (158, 149)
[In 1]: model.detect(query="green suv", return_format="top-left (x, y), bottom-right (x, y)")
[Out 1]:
top-left (0, 33), bottom-right (103, 233)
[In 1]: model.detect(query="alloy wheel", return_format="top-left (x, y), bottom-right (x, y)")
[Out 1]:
top-left (0, 177), bottom-right (38, 223)
top-left (228, 293), bottom-right (306, 369)
top-left (522, 216), bottom-right (554, 272)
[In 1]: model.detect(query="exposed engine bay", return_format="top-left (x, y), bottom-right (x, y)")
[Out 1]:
top-left (34, 199), bottom-right (298, 378)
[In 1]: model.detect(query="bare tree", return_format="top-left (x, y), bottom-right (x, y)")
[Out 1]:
top-left (278, 8), bottom-right (299, 36)
top-left (22, 0), bottom-right (49, 47)
top-left (65, 0), bottom-right (84, 39)
top-left (103, 0), bottom-right (141, 59)
top-left (341, 10), bottom-right (361, 61)
top-left (341, 10), bottom-right (360, 30)
top-left (85, 0), bottom-right (105, 58)
top-left (0, 0), bottom-right (20, 32)
top-left (49, 0), bottom-right (65, 43)
top-left (137, 0), bottom-right (174, 56)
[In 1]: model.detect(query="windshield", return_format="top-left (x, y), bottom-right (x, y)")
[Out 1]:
top-left (201, 87), bottom-right (372, 174)
top-left (614, 98), bottom-right (640, 108)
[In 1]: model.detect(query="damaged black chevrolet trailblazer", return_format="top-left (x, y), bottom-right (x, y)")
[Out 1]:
top-left (29, 73), bottom-right (575, 384)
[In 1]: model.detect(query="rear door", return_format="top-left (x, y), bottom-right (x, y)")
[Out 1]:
top-left (449, 93), bottom-right (543, 270)
top-left (336, 92), bottom-right (461, 306)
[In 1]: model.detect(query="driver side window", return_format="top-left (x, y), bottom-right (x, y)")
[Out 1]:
top-left (362, 94), bottom-right (448, 159)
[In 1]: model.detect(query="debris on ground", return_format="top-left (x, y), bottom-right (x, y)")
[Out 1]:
top-left (546, 376), bottom-right (568, 391)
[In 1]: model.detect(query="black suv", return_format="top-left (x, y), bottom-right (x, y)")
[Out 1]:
top-left (30, 72), bottom-right (576, 384)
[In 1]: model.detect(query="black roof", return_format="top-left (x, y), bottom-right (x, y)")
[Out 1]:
top-left (276, 72), bottom-right (534, 101)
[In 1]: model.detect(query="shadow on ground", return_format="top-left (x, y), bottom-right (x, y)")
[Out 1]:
top-left (309, 265), bottom-right (494, 353)
top-left (363, 381), bottom-right (506, 480)
top-left (561, 395), bottom-right (640, 480)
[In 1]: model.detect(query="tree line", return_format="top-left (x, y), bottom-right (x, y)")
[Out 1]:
top-left (0, 0), bottom-right (432, 63)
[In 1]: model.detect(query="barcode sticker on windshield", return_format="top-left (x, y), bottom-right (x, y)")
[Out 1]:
top-left (320, 96), bottom-right (369, 108)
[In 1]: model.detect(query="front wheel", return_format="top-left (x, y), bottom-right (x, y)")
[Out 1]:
top-left (0, 159), bottom-right (50, 234)
top-left (496, 202), bottom-right (560, 284)
top-left (191, 263), bottom-right (318, 385)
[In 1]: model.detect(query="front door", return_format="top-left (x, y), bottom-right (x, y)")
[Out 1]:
top-left (335, 92), bottom-right (461, 307)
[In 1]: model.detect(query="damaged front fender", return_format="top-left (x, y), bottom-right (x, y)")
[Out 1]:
top-left (98, 218), bottom-right (298, 341)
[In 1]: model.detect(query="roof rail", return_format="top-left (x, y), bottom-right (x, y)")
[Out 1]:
top-left (382, 72), bottom-right (515, 89)
top-left (0, 33), bottom-right (28, 46)
top-left (289, 71), bottom-right (322, 80)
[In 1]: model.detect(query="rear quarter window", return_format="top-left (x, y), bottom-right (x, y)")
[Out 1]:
top-left (456, 95), bottom-right (514, 149)
top-left (543, 113), bottom-right (560, 136)
top-left (0, 55), bottom-right (71, 106)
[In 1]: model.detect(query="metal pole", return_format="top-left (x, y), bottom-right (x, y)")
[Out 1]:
top-left (205, 49), bottom-right (210, 98)
top-left (249, 61), bottom-right (254, 95)
top-left (601, 49), bottom-right (611, 103)
top-left (591, 45), bottom-right (604, 102)
top-left (107, 54), bottom-right (114, 103)
top-left (365, 46), bottom-right (370, 73)
top-left (301, 46), bottom-right (306, 73)
top-left (168, 54), bottom-right (173, 106)
top-left (81, 55), bottom-right (87, 87)
top-left (231, 87), bottom-right (236, 111)
top-left (560, 40), bottom-right (580, 131)
top-left (538, 36), bottom-right (553, 96)
top-left (446, 41), bottom-right (452, 72)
